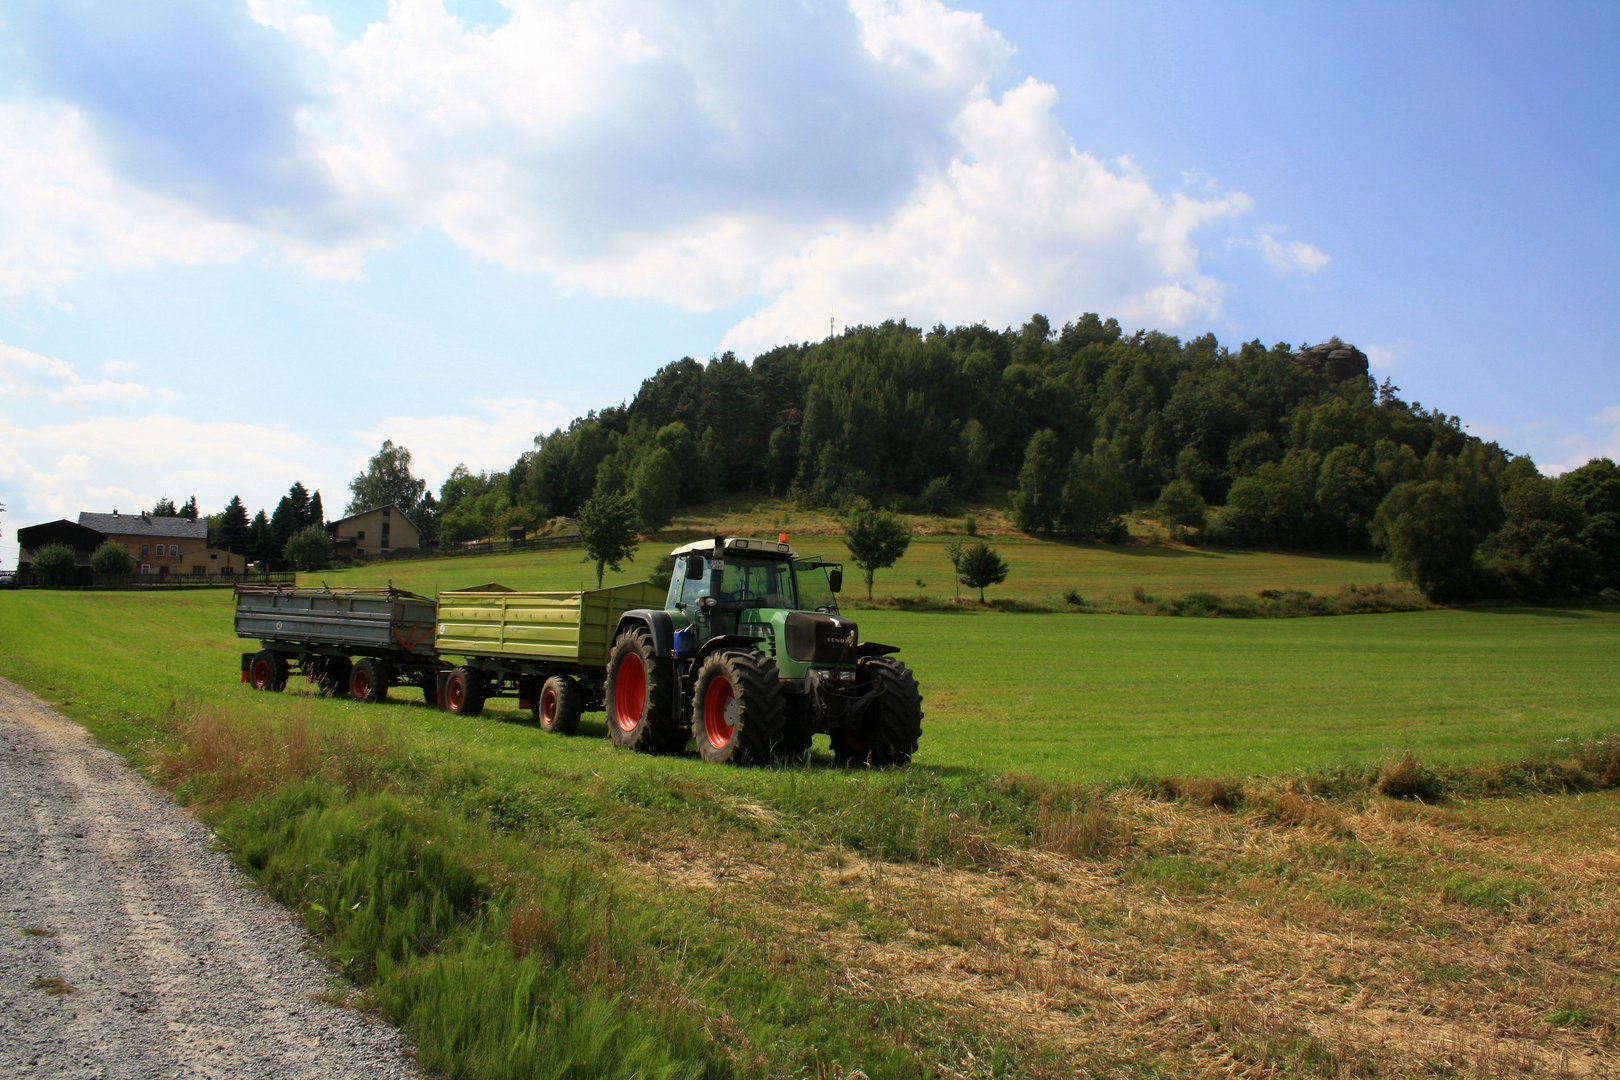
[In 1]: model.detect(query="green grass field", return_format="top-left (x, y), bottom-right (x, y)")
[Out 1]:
top-left (2, 574), bottom-right (1617, 1076)
top-left (313, 532), bottom-right (1398, 605)
top-left (1, 588), bottom-right (1612, 780)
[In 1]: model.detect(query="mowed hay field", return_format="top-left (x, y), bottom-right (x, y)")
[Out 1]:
top-left (1, 567), bottom-right (1617, 1076)
top-left (311, 533), bottom-right (1400, 604)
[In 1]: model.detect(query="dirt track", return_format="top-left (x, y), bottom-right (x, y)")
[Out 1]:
top-left (0, 677), bottom-right (418, 1079)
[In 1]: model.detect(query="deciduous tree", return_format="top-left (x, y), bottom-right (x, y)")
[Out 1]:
top-left (347, 440), bottom-right (426, 515)
top-left (843, 502), bottom-right (911, 599)
top-left (956, 541), bottom-right (1009, 602)
top-left (578, 490), bottom-right (638, 588)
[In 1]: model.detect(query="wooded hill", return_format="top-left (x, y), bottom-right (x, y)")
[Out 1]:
top-left (424, 315), bottom-right (1618, 602)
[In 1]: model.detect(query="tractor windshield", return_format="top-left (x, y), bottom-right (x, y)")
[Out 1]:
top-left (793, 559), bottom-right (840, 613)
top-left (720, 556), bottom-right (797, 609)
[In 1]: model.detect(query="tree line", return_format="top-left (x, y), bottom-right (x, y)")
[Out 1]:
top-left (363, 314), bottom-right (1617, 603)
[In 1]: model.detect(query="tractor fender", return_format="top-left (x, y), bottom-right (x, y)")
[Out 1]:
top-left (693, 634), bottom-right (761, 666)
top-left (614, 609), bottom-right (675, 657)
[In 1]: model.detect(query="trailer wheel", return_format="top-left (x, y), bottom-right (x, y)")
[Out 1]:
top-left (422, 678), bottom-right (438, 707)
top-left (350, 658), bottom-right (390, 704)
top-left (444, 667), bottom-right (485, 717)
top-left (537, 675), bottom-right (582, 735)
top-left (606, 627), bottom-right (682, 753)
top-left (692, 649), bottom-right (786, 766)
top-left (248, 650), bottom-right (288, 692)
top-left (831, 657), bottom-right (923, 767)
top-left (318, 657), bottom-right (352, 698)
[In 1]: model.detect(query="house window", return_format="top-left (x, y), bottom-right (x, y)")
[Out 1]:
top-left (141, 544), bottom-right (149, 556)
top-left (192, 565), bottom-right (205, 576)
top-left (357, 530), bottom-right (365, 541)
top-left (210, 552), bottom-right (217, 560)
top-left (141, 563), bottom-right (150, 574)
top-left (168, 544), bottom-right (177, 556)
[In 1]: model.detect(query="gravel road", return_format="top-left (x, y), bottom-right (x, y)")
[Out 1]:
top-left (0, 677), bottom-right (420, 1079)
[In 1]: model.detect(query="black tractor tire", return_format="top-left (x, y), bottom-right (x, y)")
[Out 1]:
top-left (248, 650), bottom-right (288, 692)
top-left (606, 627), bottom-right (682, 753)
top-left (444, 666), bottom-right (486, 717)
top-left (831, 657), bottom-right (923, 767)
top-left (350, 658), bottom-right (390, 704)
top-left (422, 677), bottom-right (439, 707)
top-left (537, 675), bottom-right (582, 735)
top-left (692, 649), bottom-right (787, 765)
top-left (317, 657), bottom-right (352, 698)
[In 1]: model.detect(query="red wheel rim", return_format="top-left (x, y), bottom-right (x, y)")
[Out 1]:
top-left (353, 668), bottom-right (370, 700)
top-left (615, 656), bottom-right (646, 731)
top-left (447, 675), bottom-right (464, 711)
top-left (541, 687), bottom-right (558, 724)
top-left (251, 658), bottom-right (271, 689)
top-left (702, 675), bottom-right (736, 750)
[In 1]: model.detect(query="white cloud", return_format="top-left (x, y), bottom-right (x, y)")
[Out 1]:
top-left (3, 0), bottom-right (1268, 348)
top-left (1256, 232), bottom-right (1330, 274)
top-left (349, 397), bottom-right (573, 495)
top-left (0, 340), bottom-right (154, 403)
top-left (721, 79), bottom-right (1249, 352)
top-left (1543, 406), bottom-right (1620, 475)
top-left (0, 102), bottom-right (261, 297)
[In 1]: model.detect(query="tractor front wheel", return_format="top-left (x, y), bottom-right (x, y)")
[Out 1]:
top-left (830, 657), bottom-right (923, 767)
top-left (537, 675), bottom-right (582, 735)
top-left (351, 658), bottom-right (390, 704)
top-left (248, 650), bottom-right (288, 692)
top-left (692, 649), bottom-right (786, 765)
top-left (606, 627), bottom-right (682, 753)
top-left (444, 667), bottom-right (486, 716)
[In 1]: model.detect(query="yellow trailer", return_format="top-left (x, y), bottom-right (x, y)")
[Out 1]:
top-left (431, 581), bottom-right (666, 729)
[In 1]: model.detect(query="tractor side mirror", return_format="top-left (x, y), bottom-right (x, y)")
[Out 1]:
top-left (828, 568), bottom-right (843, 593)
top-left (686, 556), bottom-right (706, 580)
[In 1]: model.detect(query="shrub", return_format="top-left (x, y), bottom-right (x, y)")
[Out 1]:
top-left (90, 540), bottom-right (134, 575)
top-left (31, 541), bottom-right (77, 581)
top-left (283, 524), bottom-right (334, 572)
top-left (1061, 586), bottom-right (1085, 607)
top-left (962, 513), bottom-right (978, 536)
top-left (919, 477), bottom-right (954, 515)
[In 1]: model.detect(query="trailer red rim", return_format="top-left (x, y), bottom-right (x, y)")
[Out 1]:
top-left (615, 656), bottom-right (646, 731)
top-left (352, 667), bottom-right (370, 700)
top-left (250, 658), bottom-right (271, 689)
top-left (702, 674), bottom-right (736, 749)
top-left (541, 686), bottom-right (558, 724)
top-left (447, 673), bottom-right (465, 711)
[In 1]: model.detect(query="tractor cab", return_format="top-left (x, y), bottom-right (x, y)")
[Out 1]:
top-left (663, 537), bottom-right (845, 658)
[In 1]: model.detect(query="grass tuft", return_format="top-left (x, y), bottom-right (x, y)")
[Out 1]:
top-left (1377, 749), bottom-right (1437, 800)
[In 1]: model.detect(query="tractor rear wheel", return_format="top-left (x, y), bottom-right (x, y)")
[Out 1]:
top-left (606, 627), bottom-right (682, 753)
top-left (692, 649), bottom-right (786, 765)
top-left (831, 657), bottom-right (923, 767)
top-left (444, 666), bottom-right (486, 717)
top-left (351, 658), bottom-right (390, 704)
top-left (248, 650), bottom-right (288, 692)
top-left (537, 675), bottom-right (582, 735)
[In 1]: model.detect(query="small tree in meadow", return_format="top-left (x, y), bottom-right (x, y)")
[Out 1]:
top-left (956, 541), bottom-right (1010, 602)
top-left (32, 542), bottom-right (77, 583)
top-left (283, 524), bottom-right (334, 571)
top-left (844, 503), bottom-right (912, 599)
top-left (90, 540), bottom-right (134, 575)
top-left (579, 490), bottom-right (638, 588)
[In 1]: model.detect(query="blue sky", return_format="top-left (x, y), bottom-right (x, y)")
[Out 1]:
top-left (1, 0), bottom-right (1616, 565)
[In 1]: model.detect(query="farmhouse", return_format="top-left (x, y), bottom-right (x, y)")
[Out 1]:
top-left (329, 504), bottom-right (419, 558)
top-left (77, 511), bottom-right (216, 576)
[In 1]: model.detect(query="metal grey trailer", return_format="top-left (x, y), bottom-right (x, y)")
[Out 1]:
top-left (236, 585), bottom-right (446, 703)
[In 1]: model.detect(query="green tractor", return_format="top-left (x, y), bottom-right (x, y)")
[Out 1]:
top-left (604, 536), bottom-right (924, 766)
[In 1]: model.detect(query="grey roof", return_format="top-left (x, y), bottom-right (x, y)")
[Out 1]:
top-left (79, 512), bottom-right (207, 539)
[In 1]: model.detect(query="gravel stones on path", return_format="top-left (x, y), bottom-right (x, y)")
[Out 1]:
top-left (0, 677), bottom-right (420, 1079)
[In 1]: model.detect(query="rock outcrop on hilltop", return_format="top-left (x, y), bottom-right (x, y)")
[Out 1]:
top-left (1296, 340), bottom-right (1369, 383)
